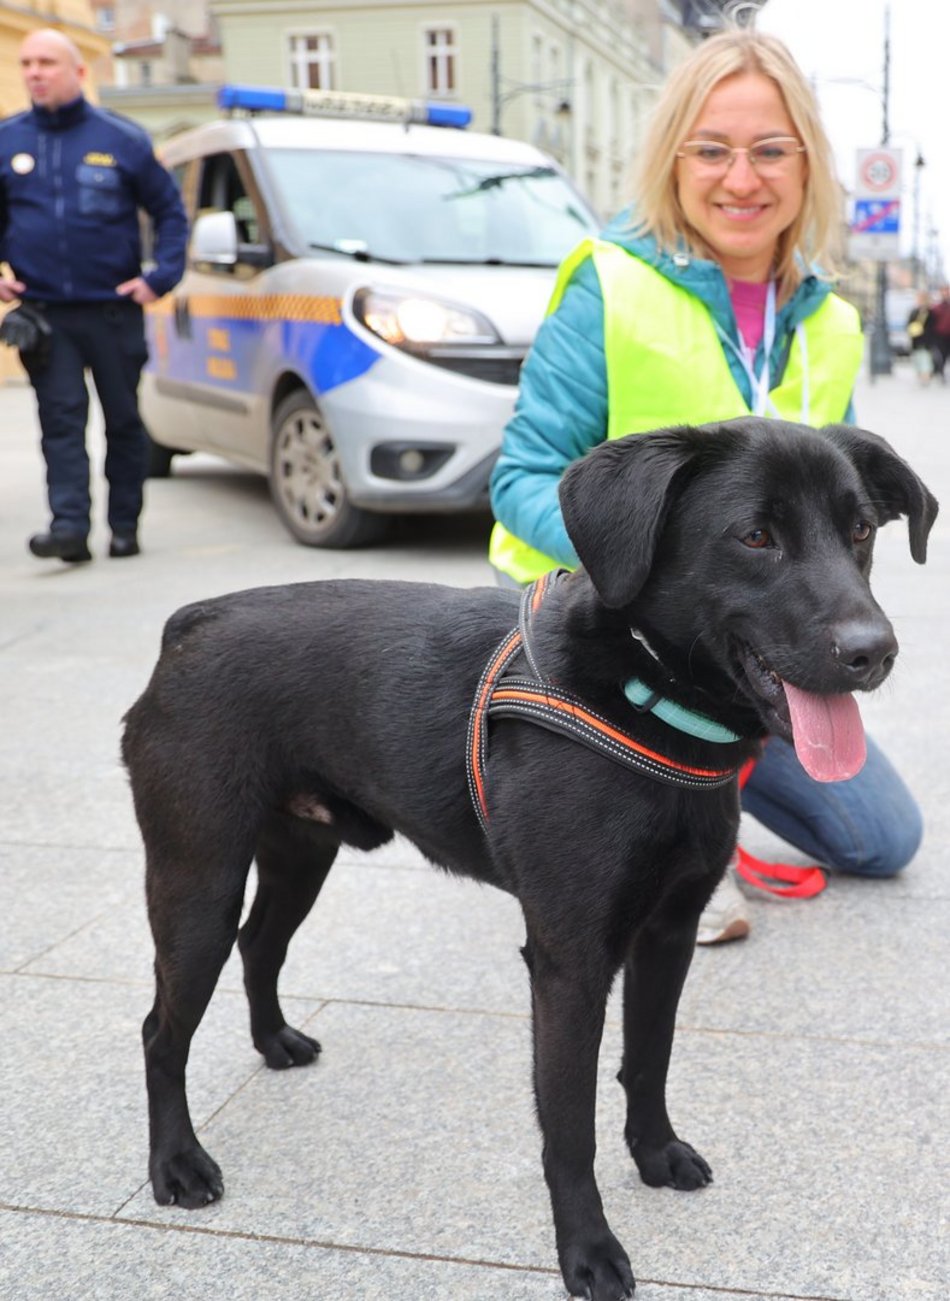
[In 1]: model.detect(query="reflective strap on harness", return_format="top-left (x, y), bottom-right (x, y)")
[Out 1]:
top-left (467, 576), bottom-right (740, 835)
top-left (488, 678), bottom-right (740, 789)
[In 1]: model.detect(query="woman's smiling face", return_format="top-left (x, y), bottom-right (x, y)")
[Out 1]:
top-left (675, 71), bottom-right (807, 283)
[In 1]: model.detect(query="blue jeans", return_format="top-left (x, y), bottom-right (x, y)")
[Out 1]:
top-left (742, 736), bottom-right (921, 877)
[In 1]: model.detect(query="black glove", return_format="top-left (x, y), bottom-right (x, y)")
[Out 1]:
top-left (0, 302), bottom-right (52, 366)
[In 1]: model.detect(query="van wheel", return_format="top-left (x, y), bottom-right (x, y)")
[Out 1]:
top-left (269, 391), bottom-right (387, 548)
top-left (146, 434), bottom-right (176, 479)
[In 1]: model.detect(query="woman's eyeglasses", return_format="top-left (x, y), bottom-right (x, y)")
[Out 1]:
top-left (676, 137), bottom-right (807, 176)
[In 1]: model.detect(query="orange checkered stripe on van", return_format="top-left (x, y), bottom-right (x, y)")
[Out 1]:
top-left (145, 295), bottom-right (342, 325)
top-left (187, 295), bottom-right (343, 324)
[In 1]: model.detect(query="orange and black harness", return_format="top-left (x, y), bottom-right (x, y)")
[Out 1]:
top-left (466, 572), bottom-right (828, 898)
top-left (466, 572), bottom-right (742, 836)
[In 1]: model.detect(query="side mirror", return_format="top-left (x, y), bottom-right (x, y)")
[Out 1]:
top-left (191, 210), bottom-right (238, 266)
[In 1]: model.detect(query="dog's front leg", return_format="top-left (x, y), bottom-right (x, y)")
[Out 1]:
top-left (620, 910), bottom-right (712, 1191)
top-left (525, 933), bottom-right (635, 1301)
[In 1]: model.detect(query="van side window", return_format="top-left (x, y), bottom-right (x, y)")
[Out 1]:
top-left (197, 153), bottom-right (264, 248)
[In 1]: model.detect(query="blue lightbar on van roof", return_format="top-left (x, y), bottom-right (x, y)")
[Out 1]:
top-left (217, 84), bottom-right (472, 129)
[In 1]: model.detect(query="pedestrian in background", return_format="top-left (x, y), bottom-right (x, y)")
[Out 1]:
top-left (0, 28), bottom-right (187, 562)
top-left (907, 289), bottom-right (935, 385)
top-left (489, 24), bottom-right (923, 944)
top-left (927, 283), bottom-right (950, 382)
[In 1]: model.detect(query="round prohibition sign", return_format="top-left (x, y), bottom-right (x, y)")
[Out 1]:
top-left (861, 151), bottom-right (898, 192)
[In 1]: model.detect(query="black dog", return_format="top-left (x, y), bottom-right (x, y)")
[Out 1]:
top-left (123, 418), bottom-right (936, 1300)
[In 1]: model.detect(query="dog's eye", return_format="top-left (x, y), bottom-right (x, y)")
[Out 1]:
top-left (853, 519), bottom-right (873, 543)
top-left (741, 528), bottom-right (772, 549)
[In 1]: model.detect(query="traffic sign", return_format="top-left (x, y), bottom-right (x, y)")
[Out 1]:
top-left (852, 197), bottom-right (901, 235)
top-left (849, 196), bottom-right (901, 261)
top-left (854, 147), bottom-right (903, 200)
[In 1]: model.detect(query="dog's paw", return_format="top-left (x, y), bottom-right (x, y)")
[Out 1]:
top-left (151, 1143), bottom-right (223, 1208)
top-left (631, 1138), bottom-right (712, 1190)
top-left (561, 1230), bottom-right (636, 1299)
top-left (258, 1024), bottom-right (322, 1070)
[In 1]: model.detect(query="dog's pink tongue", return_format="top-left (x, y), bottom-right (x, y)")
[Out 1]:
top-left (781, 682), bottom-right (867, 782)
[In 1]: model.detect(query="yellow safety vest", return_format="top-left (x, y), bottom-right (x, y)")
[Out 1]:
top-left (490, 238), bottom-right (863, 584)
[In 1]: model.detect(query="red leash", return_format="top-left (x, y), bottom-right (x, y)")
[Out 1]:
top-left (736, 759), bottom-right (827, 898)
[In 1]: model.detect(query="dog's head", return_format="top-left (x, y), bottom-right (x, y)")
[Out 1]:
top-left (560, 418), bottom-right (938, 781)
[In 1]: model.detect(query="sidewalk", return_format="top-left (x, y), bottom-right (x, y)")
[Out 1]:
top-left (1, 367), bottom-right (947, 1300)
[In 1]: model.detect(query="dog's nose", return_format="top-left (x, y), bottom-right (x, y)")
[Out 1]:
top-left (831, 618), bottom-right (898, 685)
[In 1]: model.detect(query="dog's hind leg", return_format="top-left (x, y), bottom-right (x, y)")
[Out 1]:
top-left (143, 842), bottom-right (253, 1208)
top-left (619, 904), bottom-right (713, 1191)
top-left (238, 810), bottom-right (339, 1069)
top-left (523, 929), bottom-right (636, 1301)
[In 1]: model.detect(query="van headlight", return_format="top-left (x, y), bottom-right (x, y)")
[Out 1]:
top-left (352, 287), bottom-right (501, 351)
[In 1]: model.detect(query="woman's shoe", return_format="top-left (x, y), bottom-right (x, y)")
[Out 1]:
top-left (696, 866), bottom-right (750, 945)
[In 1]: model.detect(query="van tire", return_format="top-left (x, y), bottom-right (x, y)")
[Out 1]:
top-left (146, 435), bottom-right (176, 479)
top-left (268, 391), bottom-right (387, 548)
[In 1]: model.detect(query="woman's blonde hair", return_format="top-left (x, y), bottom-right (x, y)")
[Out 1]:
top-left (631, 26), bottom-right (842, 298)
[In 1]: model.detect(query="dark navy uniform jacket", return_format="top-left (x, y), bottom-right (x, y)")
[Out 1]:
top-left (0, 94), bottom-right (187, 303)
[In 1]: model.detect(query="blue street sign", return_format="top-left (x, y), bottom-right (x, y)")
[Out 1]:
top-left (852, 197), bottom-right (901, 235)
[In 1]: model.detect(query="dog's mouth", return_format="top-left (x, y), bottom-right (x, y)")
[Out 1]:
top-left (733, 643), bottom-right (867, 783)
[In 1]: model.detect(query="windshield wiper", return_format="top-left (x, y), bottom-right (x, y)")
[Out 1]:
top-left (444, 166), bottom-right (556, 200)
top-left (307, 241), bottom-right (408, 265)
top-left (419, 256), bottom-right (559, 268)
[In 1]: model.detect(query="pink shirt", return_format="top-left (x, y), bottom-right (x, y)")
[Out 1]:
top-left (729, 278), bottom-right (769, 354)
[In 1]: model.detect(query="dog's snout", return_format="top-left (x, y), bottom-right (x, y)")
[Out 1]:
top-left (831, 619), bottom-right (898, 684)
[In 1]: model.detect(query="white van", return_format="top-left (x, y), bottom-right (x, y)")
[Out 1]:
top-left (142, 85), bottom-right (599, 546)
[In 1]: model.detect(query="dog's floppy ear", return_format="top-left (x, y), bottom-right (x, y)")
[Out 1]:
top-left (821, 424), bottom-right (939, 563)
top-left (559, 427), bottom-right (706, 608)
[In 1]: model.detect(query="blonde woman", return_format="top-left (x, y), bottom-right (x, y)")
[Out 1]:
top-left (489, 26), bottom-right (922, 942)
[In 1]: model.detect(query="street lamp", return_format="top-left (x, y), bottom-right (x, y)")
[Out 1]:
top-left (866, 2), bottom-right (893, 378)
top-left (491, 84), bottom-right (572, 138)
top-left (912, 150), bottom-right (926, 288)
top-left (489, 15), bottom-right (572, 138)
top-left (814, 6), bottom-right (894, 378)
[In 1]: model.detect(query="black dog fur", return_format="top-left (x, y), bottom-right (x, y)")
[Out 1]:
top-left (123, 418), bottom-right (937, 1300)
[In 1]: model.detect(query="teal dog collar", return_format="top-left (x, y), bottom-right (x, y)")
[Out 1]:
top-left (623, 676), bottom-right (742, 744)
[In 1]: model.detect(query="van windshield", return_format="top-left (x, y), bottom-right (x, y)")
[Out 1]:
top-left (264, 149), bottom-right (596, 265)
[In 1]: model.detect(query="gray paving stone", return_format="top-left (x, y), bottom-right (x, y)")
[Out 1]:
top-left (114, 1001), bottom-right (948, 1300)
top-left (0, 973), bottom-right (321, 1218)
top-left (682, 888), bottom-right (950, 1044)
top-left (21, 854), bottom-right (531, 1016)
top-left (0, 844), bottom-right (137, 972)
top-left (2, 1209), bottom-right (820, 1301)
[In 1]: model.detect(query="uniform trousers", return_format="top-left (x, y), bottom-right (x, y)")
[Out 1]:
top-left (22, 299), bottom-right (150, 538)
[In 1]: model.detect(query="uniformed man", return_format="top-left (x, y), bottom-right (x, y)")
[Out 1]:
top-left (0, 28), bottom-right (187, 561)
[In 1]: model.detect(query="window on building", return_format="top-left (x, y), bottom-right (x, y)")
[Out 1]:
top-left (288, 33), bottom-right (336, 91)
top-left (425, 27), bottom-right (457, 96)
top-left (140, 61), bottom-right (152, 87)
top-left (95, 5), bottom-right (115, 32)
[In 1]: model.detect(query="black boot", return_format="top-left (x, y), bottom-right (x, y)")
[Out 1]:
top-left (28, 531), bottom-right (92, 563)
top-left (109, 533), bottom-right (140, 558)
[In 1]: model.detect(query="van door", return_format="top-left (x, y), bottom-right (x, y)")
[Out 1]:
top-left (162, 150), bottom-right (275, 467)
